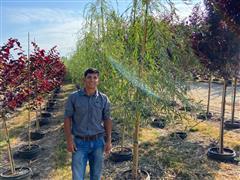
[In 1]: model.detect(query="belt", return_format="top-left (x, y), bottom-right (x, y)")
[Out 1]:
top-left (75, 133), bottom-right (104, 141)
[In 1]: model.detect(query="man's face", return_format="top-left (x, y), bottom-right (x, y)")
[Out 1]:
top-left (84, 73), bottom-right (99, 89)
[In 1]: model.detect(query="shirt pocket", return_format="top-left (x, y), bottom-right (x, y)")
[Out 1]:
top-left (75, 101), bottom-right (87, 115)
top-left (92, 100), bottom-right (104, 121)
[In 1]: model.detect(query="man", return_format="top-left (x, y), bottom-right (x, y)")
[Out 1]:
top-left (64, 68), bottom-right (112, 180)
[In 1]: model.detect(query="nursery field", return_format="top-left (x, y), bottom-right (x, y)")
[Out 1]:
top-left (1, 82), bottom-right (239, 180)
top-left (1, 0), bottom-right (240, 179)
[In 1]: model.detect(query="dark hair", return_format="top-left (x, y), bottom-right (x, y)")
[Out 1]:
top-left (84, 68), bottom-right (99, 77)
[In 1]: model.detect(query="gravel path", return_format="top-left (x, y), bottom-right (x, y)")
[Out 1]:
top-left (189, 82), bottom-right (240, 119)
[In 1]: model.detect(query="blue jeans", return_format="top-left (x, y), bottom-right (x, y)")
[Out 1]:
top-left (72, 136), bottom-right (105, 180)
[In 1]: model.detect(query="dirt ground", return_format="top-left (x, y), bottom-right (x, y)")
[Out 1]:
top-left (0, 82), bottom-right (239, 180)
top-left (189, 81), bottom-right (240, 119)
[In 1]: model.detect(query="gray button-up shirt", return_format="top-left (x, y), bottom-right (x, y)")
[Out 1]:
top-left (64, 88), bottom-right (111, 136)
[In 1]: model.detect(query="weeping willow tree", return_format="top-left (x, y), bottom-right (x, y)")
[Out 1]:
top-left (116, 1), bottom-right (199, 178)
top-left (66, 0), bottom-right (199, 179)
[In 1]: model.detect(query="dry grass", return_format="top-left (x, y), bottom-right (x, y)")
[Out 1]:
top-left (139, 128), bottom-right (159, 143)
top-left (42, 83), bottom-right (240, 179)
top-left (1, 82), bottom-right (239, 179)
top-left (138, 114), bottom-right (240, 179)
top-left (0, 107), bottom-right (37, 162)
top-left (183, 116), bottom-right (240, 148)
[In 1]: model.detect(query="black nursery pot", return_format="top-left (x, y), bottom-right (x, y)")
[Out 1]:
top-left (45, 106), bottom-right (54, 112)
top-left (52, 93), bottom-right (58, 99)
top-left (54, 87), bottom-right (61, 94)
top-left (0, 167), bottom-right (32, 180)
top-left (41, 112), bottom-right (52, 118)
top-left (151, 118), bottom-right (166, 129)
top-left (47, 101), bottom-right (56, 108)
top-left (212, 78), bottom-right (222, 84)
top-left (110, 147), bottom-right (132, 162)
top-left (169, 100), bottom-right (177, 107)
top-left (39, 117), bottom-right (50, 126)
top-left (170, 131), bottom-right (187, 140)
top-left (179, 106), bottom-right (192, 112)
top-left (224, 120), bottom-right (240, 129)
top-left (227, 79), bottom-right (232, 86)
top-left (30, 131), bottom-right (45, 141)
top-left (48, 99), bottom-right (56, 103)
top-left (193, 76), bottom-right (199, 81)
top-left (18, 144), bottom-right (41, 160)
top-left (197, 112), bottom-right (213, 120)
top-left (120, 169), bottom-right (150, 180)
top-left (207, 147), bottom-right (236, 162)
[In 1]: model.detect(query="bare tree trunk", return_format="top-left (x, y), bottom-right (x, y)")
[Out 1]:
top-left (132, 110), bottom-right (140, 179)
top-left (231, 77), bottom-right (237, 123)
top-left (121, 123), bottom-right (125, 151)
top-left (132, 0), bottom-right (149, 179)
top-left (36, 109), bottom-right (40, 131)
top-left (27, 32), bottom-right (31, 149)
top-left (40, 104), bottom-right (42, 115)
top-left (28, 104), bottom-right (31, 149)
top-left (219, 79), bottom-right (227, 154)
top-left (35, 83), bottom-right (39, 131)
top-left (207, 75), bottom-right (212, 114)
top-left (2, 112), bottom-right (15, 174)
top-left (131, 0), bottom-right (138, 178)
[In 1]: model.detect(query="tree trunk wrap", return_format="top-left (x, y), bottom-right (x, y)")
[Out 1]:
top-left (219, 79), bottom-right (227, 154)
top-left (231, 77), bottom-right (237, 123)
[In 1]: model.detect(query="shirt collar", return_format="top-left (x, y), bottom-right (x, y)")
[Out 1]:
top-left (79, 88), bottom-right (99, 97)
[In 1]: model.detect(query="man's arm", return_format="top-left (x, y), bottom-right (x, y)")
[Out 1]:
top-left (104, 119), bottom-right (112, 142)
top-left (64, 93), bottom-right (76, 153)
top-left (64, 117), bottom-right (76, 152)
top-left (102, 95), bottom-right (112, 155)
top-left (103, 119), bottom-right (112, 155)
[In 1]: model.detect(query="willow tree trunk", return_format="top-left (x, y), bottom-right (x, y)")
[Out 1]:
top-left (132, 1), bottom-right (149, 179)
top-left (2, 112), bottom-right (15, 174)
top-left (219, 79), bottom-right (227, 154)
top-left (120, 124), bottom-right (125, 151)
top-left (231, 77), bottom-right (237, 123)
top-left (36, 109), bottom-right (40, 131)
top-left (132, 110), bottom-right (140, 179)
top-left (131, 0), bottom-right (138, 177)
top-left (207, 75), bottom-right (212, 114)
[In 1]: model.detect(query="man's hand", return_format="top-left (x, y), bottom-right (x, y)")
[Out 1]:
top-left (64, 118), bottom-right (76, 153)
top-left (67, 139), bottom-right (77, 153)
top-left (103, 119), bottom-right (112, 156)
top-left (104, 140), bottom-right (112, 156)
